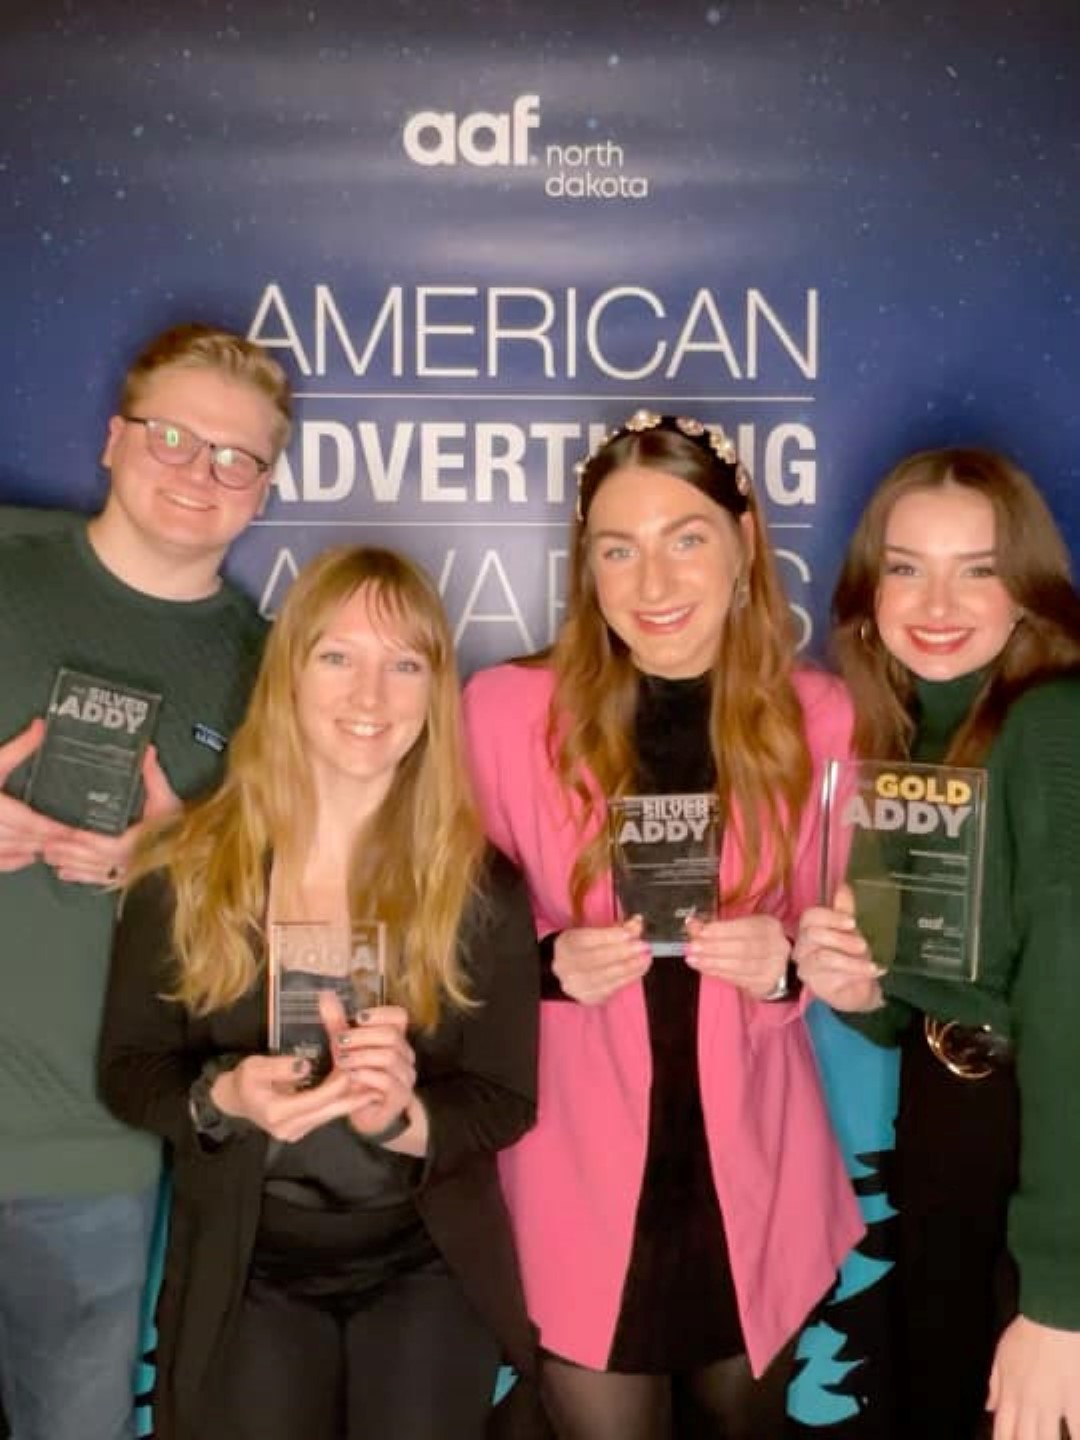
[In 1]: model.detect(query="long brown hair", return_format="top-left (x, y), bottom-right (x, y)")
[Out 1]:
top-left (129, 546), bottom-right (485, 1027)
top-left (834, 447), bottom-right (1080, 763)
top-left (540, 416), bottom-right (812, 916)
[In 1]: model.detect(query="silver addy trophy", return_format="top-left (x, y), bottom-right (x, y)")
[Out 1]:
top-left (268, 920), bottom-right (387, 1081)
top-left (25, 667), bottom-right (162, 835)
top-left (608, 793), bottom-right (720, 955)
top-left (819, 759), bottom-right (988, 981)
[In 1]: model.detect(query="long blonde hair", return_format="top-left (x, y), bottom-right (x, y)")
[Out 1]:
top-left (834, 447), bottom-right (1080, 763)
top-left (130, 546), bottom-right (485, 1028)
top-left (541, 419), bottom-right (812, 916)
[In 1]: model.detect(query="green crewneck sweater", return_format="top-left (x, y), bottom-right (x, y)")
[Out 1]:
top-left (0, 518), bottom-right (266, 1197)
top-left (846, 668), bottom-right (1080, 1328)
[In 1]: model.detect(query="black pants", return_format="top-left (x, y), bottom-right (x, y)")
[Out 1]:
top-left (894, 1024), bottom-right (1019, 1440)
top-left (214, 1259), bottom-right (501, 1440)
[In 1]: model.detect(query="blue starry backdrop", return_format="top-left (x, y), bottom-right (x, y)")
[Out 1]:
top-left (2, 1), bottom-right (1078, 1430)
top-left (2, 0), bottom-right (1077, 673)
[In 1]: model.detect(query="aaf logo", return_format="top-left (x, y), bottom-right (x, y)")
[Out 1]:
top-left (402, 94), bottom-right (540, 167)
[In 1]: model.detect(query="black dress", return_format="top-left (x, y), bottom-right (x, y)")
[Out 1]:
top-left (607, 674), bottom-right (744, 1373)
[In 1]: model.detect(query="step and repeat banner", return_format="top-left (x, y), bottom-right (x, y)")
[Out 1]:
top-left (2, 0), bottom-right (1078, 1432)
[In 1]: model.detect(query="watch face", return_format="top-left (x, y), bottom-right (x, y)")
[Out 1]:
top-left (189, 1076), bottom-right (227, 1135)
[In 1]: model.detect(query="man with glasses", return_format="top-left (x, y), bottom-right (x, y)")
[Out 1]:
top-left (0, 323), bottom-right (291, 1440)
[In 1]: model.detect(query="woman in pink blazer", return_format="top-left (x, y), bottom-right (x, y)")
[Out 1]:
top-left (464, 412), bottom-right (863, 1440)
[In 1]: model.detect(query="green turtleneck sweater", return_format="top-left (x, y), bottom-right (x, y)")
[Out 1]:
top-left (845, 669), bottom-right (1080, 1328)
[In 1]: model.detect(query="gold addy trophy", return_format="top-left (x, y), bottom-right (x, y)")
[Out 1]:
top-left (268, 921), bottom-right (387, 1082)
top-left (608, 793), bottom-right (720, 954)
top-left (819, 760), bottom-right (988, 982)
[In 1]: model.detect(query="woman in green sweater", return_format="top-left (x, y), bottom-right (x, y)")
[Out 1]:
top-left (794, 448), bottom-right (1080, 1440)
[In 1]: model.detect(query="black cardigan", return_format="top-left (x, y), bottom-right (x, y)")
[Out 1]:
top-left (98, 848), bottom-right (539, 1440)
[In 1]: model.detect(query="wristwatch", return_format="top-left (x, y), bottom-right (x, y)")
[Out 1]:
top-left (761, 958), bottom-right (801, 1003)
top-left (188, 1060), bottom-right (247, 1146)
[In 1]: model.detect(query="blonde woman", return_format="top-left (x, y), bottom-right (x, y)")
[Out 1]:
top-left (463, 413), bottom-right (862, 1440)
top-left (99, 546), bottom-right (539, 1440)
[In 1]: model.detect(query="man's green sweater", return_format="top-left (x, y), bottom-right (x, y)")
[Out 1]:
top-left (847, 670), bottom-right (1080, 1329)
top-left (0, 520), bottom-right (265, 1197)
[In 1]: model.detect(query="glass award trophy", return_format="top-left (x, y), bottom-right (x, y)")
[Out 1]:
top-left (819, 759), bottom-right (988, 981)
top-left (268, 920), bottom-right (387, 1081)
top-left (24, 667), bottom-right (162, 835)
top-left (608, 793), bottom-right (720, 955)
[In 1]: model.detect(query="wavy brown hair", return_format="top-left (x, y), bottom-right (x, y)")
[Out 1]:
top-left (537, 421), bottom-right (812, 916)
top-left (834, 447), bottom-right (1080, 764)
top-left (129, 546), bottom-right (485, 1028)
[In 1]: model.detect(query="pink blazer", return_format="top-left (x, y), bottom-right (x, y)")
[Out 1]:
top-left (463, 663), bottom-right (864, 1376)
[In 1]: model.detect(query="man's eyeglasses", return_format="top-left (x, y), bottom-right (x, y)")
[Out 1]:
top-left (123, 416), bottom-right (271, 490)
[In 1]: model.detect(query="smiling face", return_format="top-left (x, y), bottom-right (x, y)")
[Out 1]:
top-left (295, 584), bottom-right (433, 813)
top-left (875, 483), bottom-right (1021, 681)
top-left (100, 363), bottom-right (277, 567)
top-left (587, 464), bottom-right (750, 679)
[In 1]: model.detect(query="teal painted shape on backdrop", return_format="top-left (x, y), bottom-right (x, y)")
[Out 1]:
top-left (788, 1004), bottom-right (900, 1424)
top-left (806, 1003), bottom-right (899, 1179)
top-left (135, 1173), bottom-right (171, 1438)
top-left (790, 1321), bottom-right (862, 1425)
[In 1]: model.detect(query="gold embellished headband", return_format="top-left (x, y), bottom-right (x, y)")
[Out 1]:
top-left (574, 409), bottom-right (751, 522)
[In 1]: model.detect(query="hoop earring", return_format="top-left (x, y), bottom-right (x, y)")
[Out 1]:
top-left (858, 618), bottom-right (875, 645)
